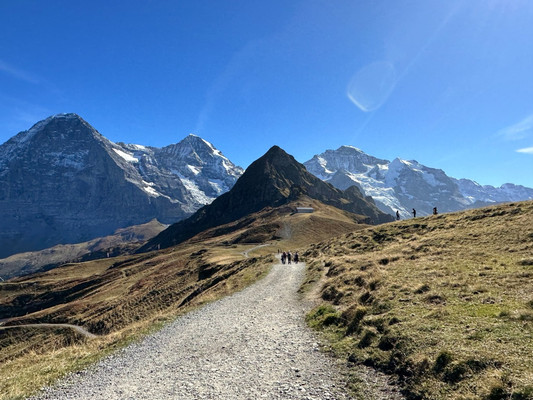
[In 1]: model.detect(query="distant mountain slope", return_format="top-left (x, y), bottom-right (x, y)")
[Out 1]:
top-left (0, 219), bottom-right (166, 280)
top-left (304, 145), bottom-right (533, 217)
top-left (0, 114), bottom-right (242, 258)
top-left (140, 146), bottom-right (393, 252)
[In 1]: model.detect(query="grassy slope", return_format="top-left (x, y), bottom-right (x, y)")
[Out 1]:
top-left (303, 201), bottom-right (533, 400)
top-left (0, 198), bottom-right (366, 400)
top-left (0, 219), bottom-right (166, 280)
top-left (0, 242), bottom-right (273, 400)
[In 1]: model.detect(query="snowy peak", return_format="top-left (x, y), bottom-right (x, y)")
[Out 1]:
top-left (0, 113), bottom-right (106, 167)
top-left (162, 134), bottom-right (211, 157)
top-left (305, 145), bottom-right (388, 179)
top-left (0, 114), bottom-right (244, 258)
top-left (305, 146), bottom-right (533, 218)
top-left (140, 145), bottom-right (393, 252)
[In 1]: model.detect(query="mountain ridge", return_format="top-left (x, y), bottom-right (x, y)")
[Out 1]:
top-left (0, 113), bottom-right (242, 258)
top-left (304, 145), bottom-right (533, 217)
top-left (139, 145), bottom-right (393, 252)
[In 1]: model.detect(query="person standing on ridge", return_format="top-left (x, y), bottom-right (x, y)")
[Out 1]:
top-left (412, 208), bottom-right (416, 218)
top-left (433, 207), bottom-right (438, 215)
top-left (396, 210), bottom-right (400, 220)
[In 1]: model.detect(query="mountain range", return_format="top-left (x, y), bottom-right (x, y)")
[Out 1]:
top-left (304, 145), bottom-right (533, 218)
top-left (140, 145), bottom-right (392, 252)
top-left (2, 113), bottom-right (533, 261)
top-left (0, 114), bottom-right (242, 258)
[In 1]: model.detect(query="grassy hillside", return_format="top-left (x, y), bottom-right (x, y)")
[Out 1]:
top-left (0, 241), bottom-right (273, 400)
top-left (302, 201), bottom-right (533, 399)
top-left (0, 198), bottom-right (366, 399)
top-left (191, 197), bottom-right (371, 250)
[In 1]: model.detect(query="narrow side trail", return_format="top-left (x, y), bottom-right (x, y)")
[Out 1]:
top-left (31, 261), bottom-right (352, 400)
top-left (0, 323), bottom-right (97, 338)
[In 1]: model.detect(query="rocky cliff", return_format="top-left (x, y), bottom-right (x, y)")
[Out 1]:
top-left (0, 114), bottom-right (242, 258)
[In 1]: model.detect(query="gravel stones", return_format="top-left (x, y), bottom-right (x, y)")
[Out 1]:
top-left (30, 262), bottom-right (352, 399)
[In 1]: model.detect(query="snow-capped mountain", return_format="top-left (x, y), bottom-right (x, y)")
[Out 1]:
top-left (304, 145), bottom-right (533, 218)
top-left (0, 113), bottom-right (242, 258)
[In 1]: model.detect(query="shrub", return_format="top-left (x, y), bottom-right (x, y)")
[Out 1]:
top-left (512, 386), bottom-right (533, 400)
top-left (369, 279), bottom-right (380, 291)
top-left (485, 385), bottom-right (508, 400)
top-left (443, 362), bottom-right (468, 383)
top-left (414, 284), bottom-right (430, 294)
top-left (306, 304), bottom-right (342, 329)
top-left (378, 334), bottom-right (397, 351)
top-left (358, 329), bottom-right (376, 348)
top-left (389, 316), bottom-right (401, 325)
top-left (433, 350), bottom-right (453, 374)
top-left (322, 313), bottom-right (341, 326)
top-left (360, 291), bottom-right (374, 305)
top-left (346, 307), bottom-right (367, 336)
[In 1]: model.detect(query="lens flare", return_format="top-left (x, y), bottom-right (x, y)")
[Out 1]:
top-left (347, 61), bottom-right (397, 112)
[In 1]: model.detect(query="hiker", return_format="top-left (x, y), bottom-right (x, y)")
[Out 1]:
top-left (433, 207), bottom-right (438, 215)
top-left (281, 251), bottom-right (286, 264)
top-left (412, 208), bottom-right (416, 218)
top-left (287, 251), bottom-right (292, 264)
top-left (396, 210), bottom-right (400, 220)
top-left (294, 252), bottom-right (299, 264)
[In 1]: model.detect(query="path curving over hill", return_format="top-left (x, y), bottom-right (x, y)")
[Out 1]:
top-left (29, 259), bottom-right (401, 399)
top-left (0, 323), bottom-right (97, 339)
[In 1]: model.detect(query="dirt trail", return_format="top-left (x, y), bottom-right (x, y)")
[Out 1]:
top-left (241, 243), bottom-right (271, 258)
top-left (0, 323), bottom-right (97, 339)
top-left (29, 259), bottom-right (402, 399)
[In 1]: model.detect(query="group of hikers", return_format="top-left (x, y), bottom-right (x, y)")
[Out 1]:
top-left (395, 207), bottom-right (438, 220)
top-left (280, 250), bottom-right (299, 265)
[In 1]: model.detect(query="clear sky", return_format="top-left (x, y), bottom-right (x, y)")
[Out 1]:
top-left (1, 0), bottom-right (532, 187)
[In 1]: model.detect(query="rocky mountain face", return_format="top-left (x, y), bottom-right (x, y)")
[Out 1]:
top-left (140, 146), bottom-right (393, 252)
top-left (304, 146), bottom-right (533, 218)
top-left (0, 114), bottom-right (242, 258)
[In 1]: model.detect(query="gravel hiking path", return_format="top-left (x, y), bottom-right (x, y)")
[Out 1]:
top-left (29, 260), bottom-right (401, 400)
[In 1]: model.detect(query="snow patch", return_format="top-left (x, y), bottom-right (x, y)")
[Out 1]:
top-left (113, 148), bottom-right (138, 163)
top-left (188, 165), bottom-right (201, 175)
top-left (177, 174), bottom-right (215, 205)
top-left (208, 179), bottom-right (226, 195)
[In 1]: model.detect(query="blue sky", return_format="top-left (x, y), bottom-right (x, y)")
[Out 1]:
top-left (1, 0), bottom-right (532, 187)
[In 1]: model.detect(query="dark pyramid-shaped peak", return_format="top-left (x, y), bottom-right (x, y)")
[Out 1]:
top-left (139, 146), bottom-right (393, 252)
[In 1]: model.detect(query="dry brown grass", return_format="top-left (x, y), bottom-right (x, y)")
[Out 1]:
top-left (0, 241), bottom-right (272, 400)
top-left (0, 196), bottom-right (361, 399)
top-left (304, 201), bottom-right (533, 400)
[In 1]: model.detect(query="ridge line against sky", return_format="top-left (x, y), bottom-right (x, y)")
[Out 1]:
top-left (0, 0), bottom-right (532, 187)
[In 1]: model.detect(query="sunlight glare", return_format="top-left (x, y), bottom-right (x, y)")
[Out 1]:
top-left (347, 61), bottom-right (396, 112)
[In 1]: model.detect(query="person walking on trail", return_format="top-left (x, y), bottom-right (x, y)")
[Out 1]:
top-left (396, 210), bottom-right (400, 220)
top-left (287, 251), bottom-right (292, 264)
top-left (294, 252), bottom-right (299, 264)
top-left (281, 251), bottom-right (286, 265)
top-left (412, 208), bottom-right (416, 218)
top-left (433, 207), bottom-right (438, 215)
